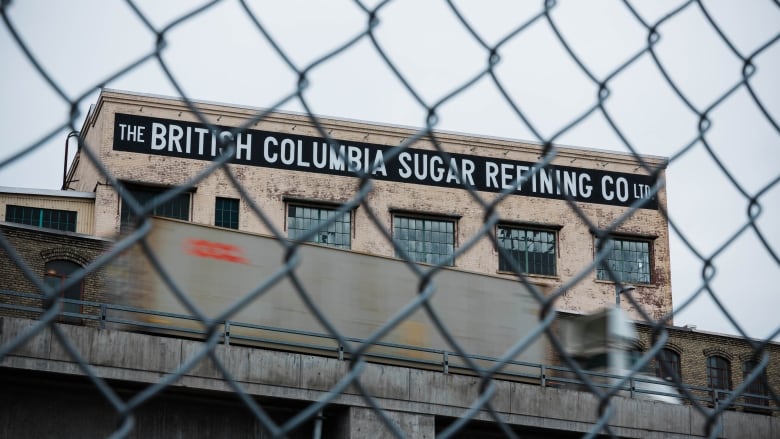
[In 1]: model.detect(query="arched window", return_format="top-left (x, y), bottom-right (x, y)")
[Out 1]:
top-left (628, 345), bottom-right (654, 374)
top-left (43, 260), bottom-right (83, 322)
top-left (707, 355), bottom-right (732, 402)
top-left (742, 360), bottom-right (769, 409)
top-left (656, 348), bottom-right (681, 381)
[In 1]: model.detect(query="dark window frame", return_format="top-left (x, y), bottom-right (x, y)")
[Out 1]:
top-left (391, 212), bottom-right (456, 266)
top-left (43, 259), bottom-right (83, 323)
top-left (286, 202), bottom-right (352, 250)
top-left (215, 196), bottom-right (240, 229)
top-left (742, 359), bottom-right (770, 409)
top-left (707, 355), bottom-right (732, 403)
top-left (629, 346), bottom-right (655, 375)
top-left (655, 348), bottom-right (681, 382)
top-left (119, 184), bottom-right (192, 230)
top-left (5, 205), bottom-right (77, 232)
top-left (595, 234), bottom-right (654, 284)
top-left (496, 224), bottom-right (558, 276)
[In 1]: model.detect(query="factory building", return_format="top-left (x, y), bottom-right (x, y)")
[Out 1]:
top-left (3, 89), bottom-right (773, 412)
top-left (63, 89), bottom-right (671, 320)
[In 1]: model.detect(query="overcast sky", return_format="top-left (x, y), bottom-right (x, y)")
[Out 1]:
top-left (1, 1), bottom-right (778, 341)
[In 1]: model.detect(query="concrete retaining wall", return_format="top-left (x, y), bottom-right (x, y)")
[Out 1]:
top-left (2, 316), bottom-right (778, 438)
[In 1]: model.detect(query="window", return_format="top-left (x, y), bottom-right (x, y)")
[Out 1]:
top-left (287, 204), bottom-right (351, 249)
top-left (215, 197), bottom-right (239, 229)
top-left (655, 348), bottom-right (681, 381)
top-left (707, 355), bottom-right (732, 402)
top-left (120, 185), bottom-right (190, 229)
top-left (742, 360), bottom-right (769, 408)
top-left (43, 260), bottom-right (83, 323)
top-left (596, 236), bottom-right (651, 284)
top-left (393, 215), bottom-right (454, 266)
top-left (627, 346), bottom-right (656, 374)
top-left (497, 226), bottom-right (556, 275)
top-left (5, 205), bottom-right (77, 232)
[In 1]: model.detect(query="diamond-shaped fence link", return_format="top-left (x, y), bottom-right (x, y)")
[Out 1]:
top-left (1, 1), bottom-right (778, 438)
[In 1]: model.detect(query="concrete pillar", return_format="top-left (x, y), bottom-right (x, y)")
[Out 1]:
top-left (332, 406), bottom-right (434, 439)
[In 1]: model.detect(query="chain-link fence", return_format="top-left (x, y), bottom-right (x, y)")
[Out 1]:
top-left (1, 1), bottom-right (779, 438)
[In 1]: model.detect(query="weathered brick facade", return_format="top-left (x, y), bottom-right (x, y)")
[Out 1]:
top-left (67, 89), bottom-right (673, 320)
top-left (543, 312), bottom-right (780, 413)
top-left (0, 223), bottom-right (111, 323)
top-left (636, 324), bottom-right (779, 412)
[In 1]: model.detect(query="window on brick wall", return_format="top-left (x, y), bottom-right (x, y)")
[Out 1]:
top-left (287, 203), bottom-right (351, 249)
top-left (5, 205), bottom-right (77, 232)
top-left (497, 225), bottom-right (556, 276)
top-left (655, 348), bottom-right (681, 382)
top-left (43, 259), bottom-right (83, 323)
top-left (392, 215), bottom-right (455, 266)
top-left (742, 359), bottom-right (770, 409)
top-left (215, 197), bottom-right (239, 229)
top-left (596, 236), bottom-right (652, 284)
top-left (707, 355), bottom-right (732, 403)
top-left (120, 185), bottom-right (191, 230)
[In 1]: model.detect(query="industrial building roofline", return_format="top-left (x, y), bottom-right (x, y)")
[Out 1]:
top-left (0, 186), bottom-right (95, 199)
top-left (88, 88), bottom-right (670, 169)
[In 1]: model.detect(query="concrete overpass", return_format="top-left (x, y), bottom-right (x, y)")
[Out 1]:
top-left (1, 316), bottom-right (777, 438)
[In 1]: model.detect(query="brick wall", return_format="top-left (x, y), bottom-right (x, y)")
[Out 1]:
top-left (67, 90), bottom-right (674, 321)
top-left (636, 323), bottom-right (779, 412)
top-left (549, 312), bottom-right (778, 413)
top-left (0, 223), bottom-right (111, 323)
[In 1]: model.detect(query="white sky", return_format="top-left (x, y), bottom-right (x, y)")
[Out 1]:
top-left (1, 1), bottom-right (778, 340)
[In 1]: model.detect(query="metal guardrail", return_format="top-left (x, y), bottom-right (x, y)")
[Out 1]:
top-left (1, 288), bottom-right (775, 413)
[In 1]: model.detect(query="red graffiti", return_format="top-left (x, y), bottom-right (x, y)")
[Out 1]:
top-left (185, 239), bottom-right (249, 264)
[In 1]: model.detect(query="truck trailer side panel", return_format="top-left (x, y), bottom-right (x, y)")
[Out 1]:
top-left (111, 218), bottom-right (547, 375)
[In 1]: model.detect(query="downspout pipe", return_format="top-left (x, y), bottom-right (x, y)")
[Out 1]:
top-left (63, 131), bottom-right (79, 190)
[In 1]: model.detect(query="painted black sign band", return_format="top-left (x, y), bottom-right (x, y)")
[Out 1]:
top-left (113, 113), bottom-right (659, 209)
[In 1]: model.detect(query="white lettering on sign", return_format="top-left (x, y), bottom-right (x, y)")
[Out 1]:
top-left (602, 175), bottom-right (630, 202)
top-left (483, 161), bottom-right (596, 199)
top-left (114, 113), bottom-right (659, 209)
top-left (118, 123), bottom-right (146, 143)
top-left (149, 120), bottom-right (250, 158)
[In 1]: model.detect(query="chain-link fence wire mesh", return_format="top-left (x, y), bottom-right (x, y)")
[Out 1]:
top-left (1, 0), bottom-right (779, 437)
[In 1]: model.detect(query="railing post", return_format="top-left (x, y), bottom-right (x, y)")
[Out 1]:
top-left (99, 304), bottom-right (107, 329)
top-left (224, 321), bottom-right (231, 346)
top-left (313, 409), bottom-right (324, 439)
top-left (540, 364), bottom-right (547, 387)
top-left (443, 352), bottom-right (449, 374)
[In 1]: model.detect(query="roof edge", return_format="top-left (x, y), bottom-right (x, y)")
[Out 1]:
top-left (95, 88), bottom-right (669, 169)
top-left (0, 186), bottom-right (95, 199)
